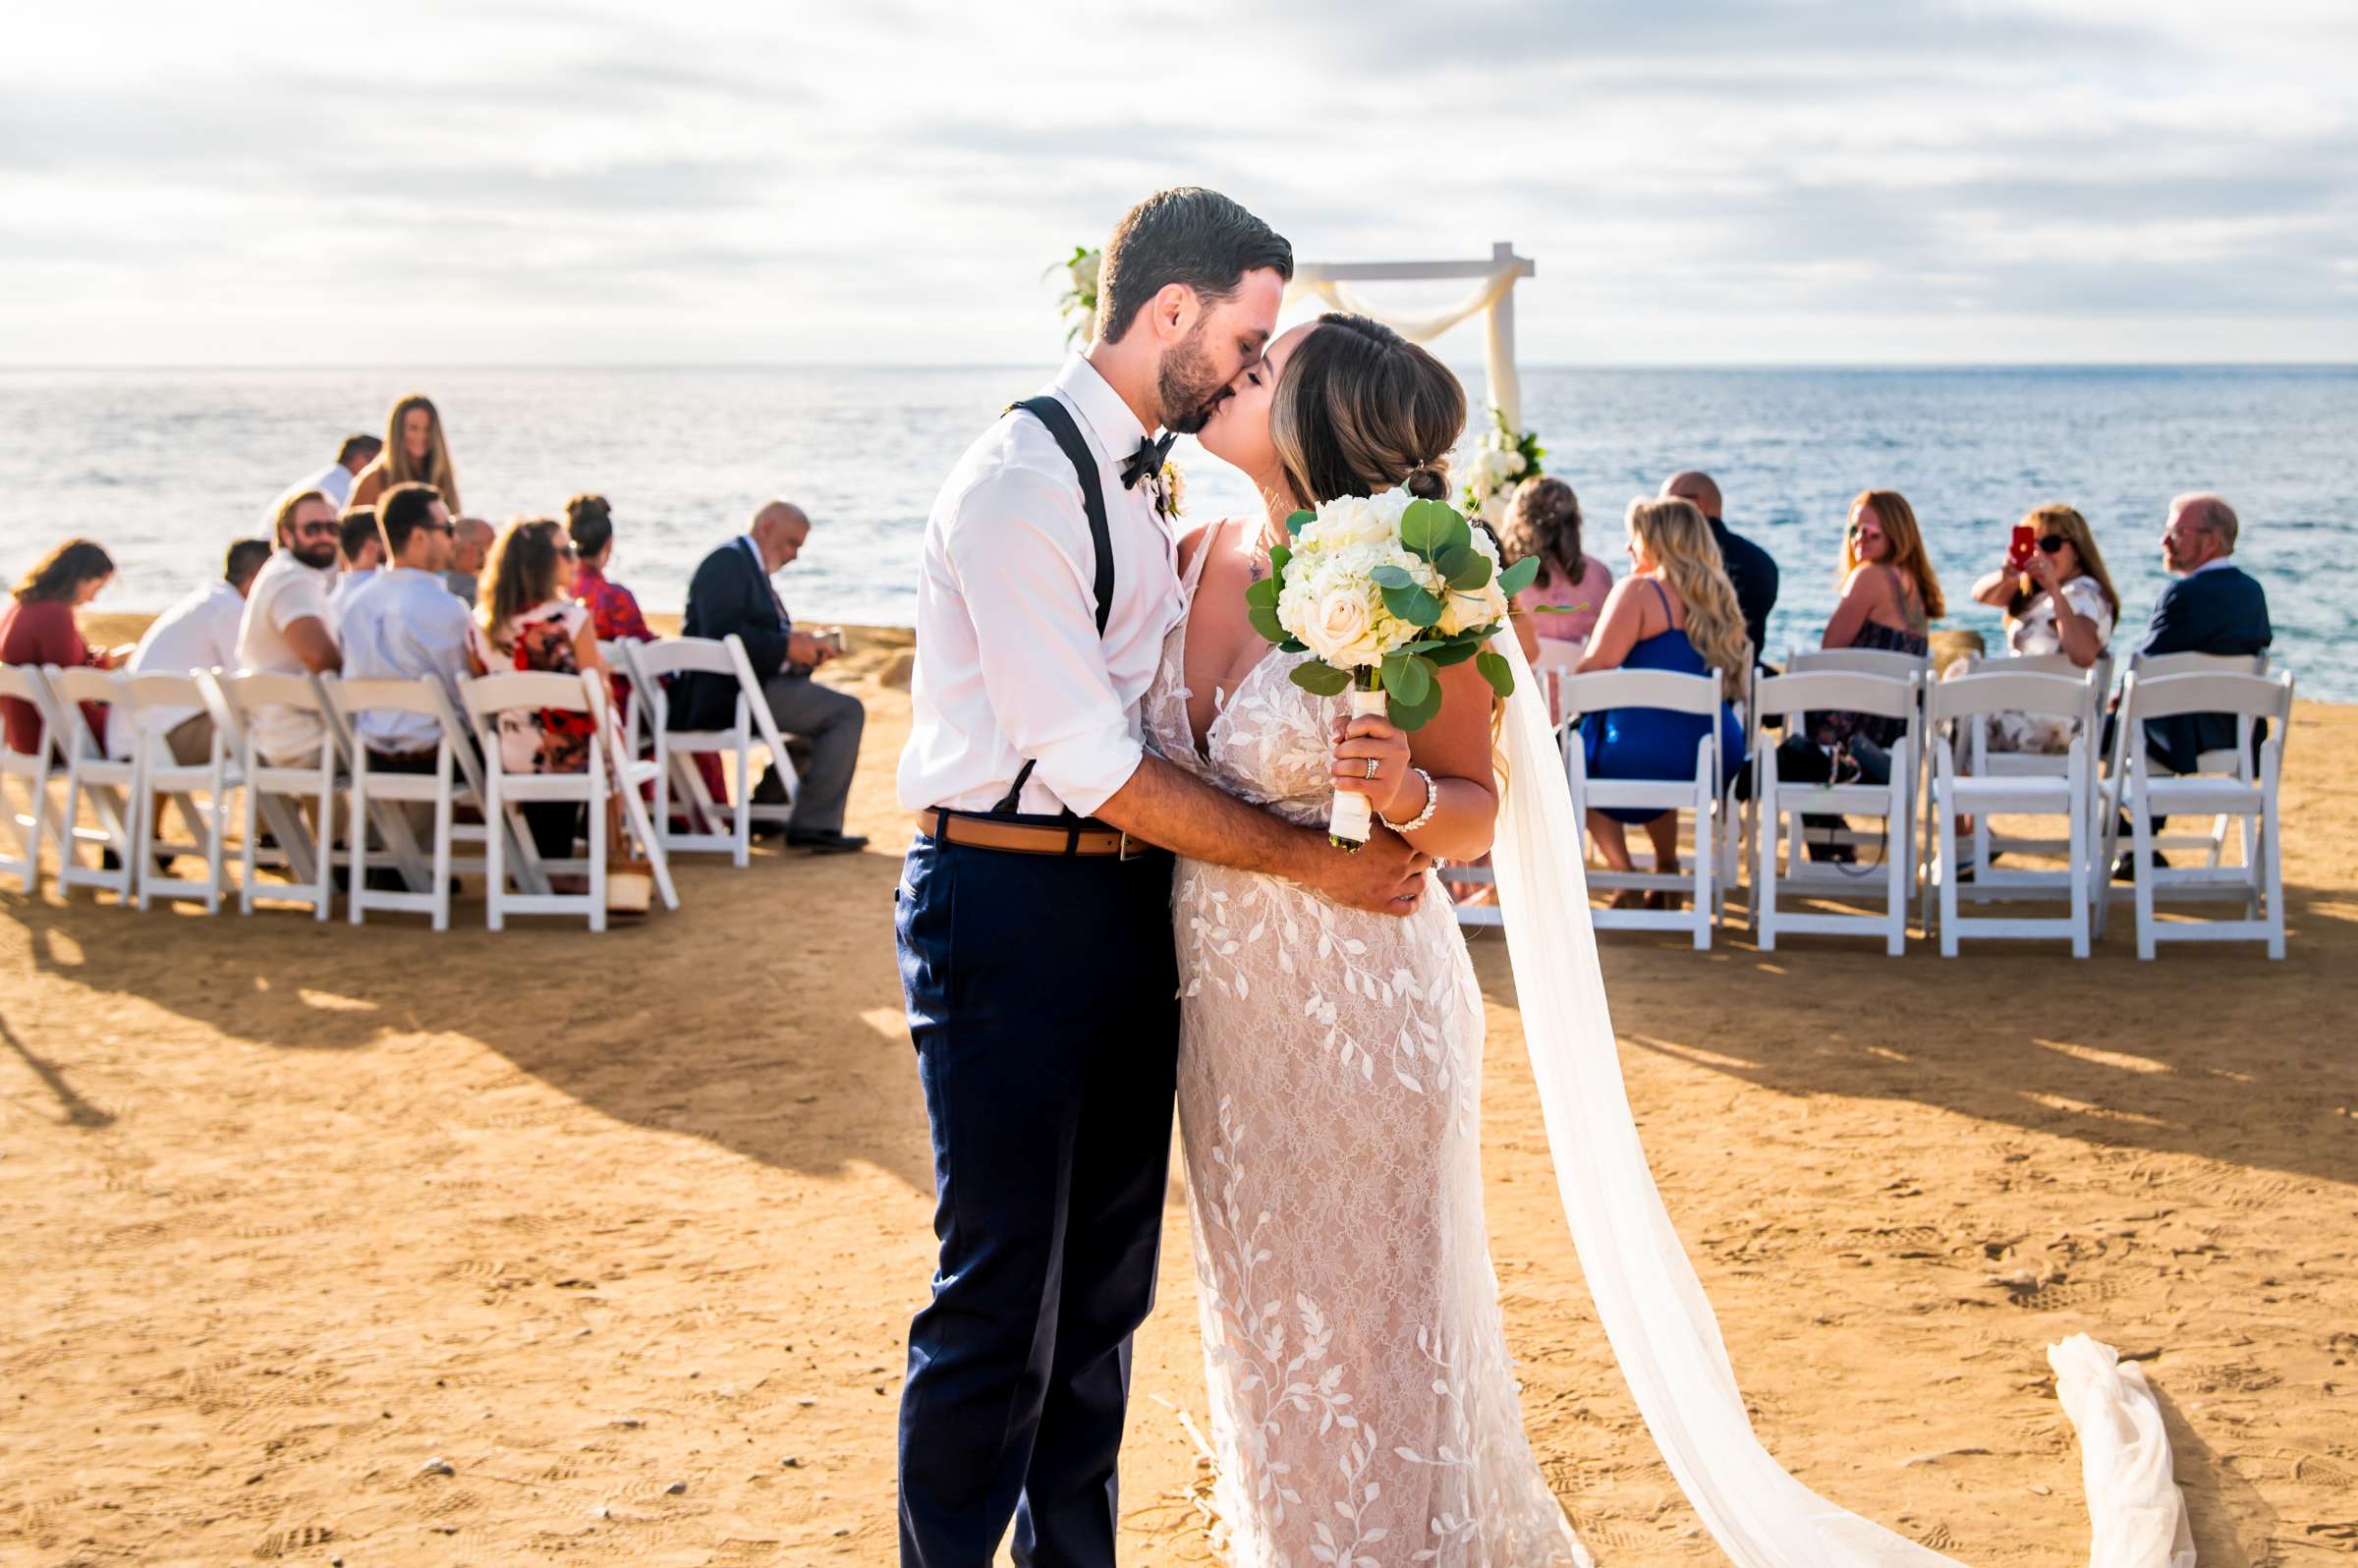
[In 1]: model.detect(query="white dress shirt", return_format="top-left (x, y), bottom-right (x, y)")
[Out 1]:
top-left (327, 567), bottom-right (377, 628)
top-left (897, 354), bottom-right (1179, 818)
top-left (105, 578), bottom-right (245, 756)
top-left (337, 567), bottom-right (477, 752)
top-left (299, 462), bottom-right (357, 509)
top-left (234, 549), bottom-right (337, 763)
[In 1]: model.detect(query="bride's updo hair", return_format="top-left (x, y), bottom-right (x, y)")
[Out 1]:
top-left (1270, 312), bottom-right (1466, 511)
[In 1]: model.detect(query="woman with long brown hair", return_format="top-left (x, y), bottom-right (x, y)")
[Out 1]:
top-left (468, 518), bottom-right (606, 888)
top-left (1500, 475), bottom-right (1613, 654)
top-left (1, 539), bottom-right (120, 755)
top-left (349, 394), bottom-right (462, 514)
top-left (1570, 496), bottom-right (1750, 897)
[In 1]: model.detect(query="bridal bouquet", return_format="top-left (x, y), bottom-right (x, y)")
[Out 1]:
top-left (1247, 487), bottom-right (1541, 846)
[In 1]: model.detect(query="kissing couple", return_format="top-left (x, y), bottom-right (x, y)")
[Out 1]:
top-left (890, 188), bottom-right (2181, 1567)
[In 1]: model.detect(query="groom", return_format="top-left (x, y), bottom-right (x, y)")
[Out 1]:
top-left (894, 188), bottom-right (1433, 1567)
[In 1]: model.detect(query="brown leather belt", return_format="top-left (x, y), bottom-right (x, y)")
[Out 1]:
top-left (918, 808), bottom-right (1148, 859)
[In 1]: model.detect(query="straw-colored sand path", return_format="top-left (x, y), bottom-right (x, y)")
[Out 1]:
top-left (2, 615), bottom-right (2353, 1565)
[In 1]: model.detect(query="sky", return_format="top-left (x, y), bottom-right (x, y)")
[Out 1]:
top-left (3, 0), bottom-right (2353, 367)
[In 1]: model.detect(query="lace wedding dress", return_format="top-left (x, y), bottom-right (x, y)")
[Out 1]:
top-left (1144, 524), bottom-right (1591, 1568)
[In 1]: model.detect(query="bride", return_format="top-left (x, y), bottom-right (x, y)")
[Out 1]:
top-left (1148, 312), bottom-right (2188, 1567)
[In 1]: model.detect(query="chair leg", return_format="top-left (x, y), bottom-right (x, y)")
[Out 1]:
top-left (588, 781), bottom-right (607, 934)
top-left (1757, 794), bottom-right (1777, 951)
top-left (2263, 815), bottom-right (2285, 960)
top-left (1885, 804), bottom-right (1907, 957)
top-left (203, 787), bottom-right (226, 915)
top-left (485, 783), bottom-right (506, 932)
top-left (1937, 787), bottom-right (1959, 958)
top-left (735, 739), bottom-right (753, 868)
top-left (313, 788), bottom-right (334, 923)
top-left (2067, 786), bottom-right (2090, 960)
top-left (240, 778), bottom-right (258, 916)
top-left (349, 779), bottom-right (369, 926)
top-left (431, 793), bottom-right (453, 934)
top-left (2132, 797), bottom-right (2157, 962)
top-left (1691, 808), bottom-right (1712, 952)
top-left (133, 780), bottom-right (155, 912)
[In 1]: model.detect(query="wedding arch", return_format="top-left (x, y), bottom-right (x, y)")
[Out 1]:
top-left (1284, 241), bottom-right (1537, 428)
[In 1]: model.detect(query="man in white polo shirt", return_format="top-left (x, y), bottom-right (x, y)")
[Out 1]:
top-left (106, 536), bottom-right (271, 761)
top-left (234, 489), bottom-right (344, 765)
top-left (337, 483), bottom-right (473, 770)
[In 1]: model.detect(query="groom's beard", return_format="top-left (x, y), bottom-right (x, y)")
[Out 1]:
top-left (1156, 329), bottom-right (1227, 435)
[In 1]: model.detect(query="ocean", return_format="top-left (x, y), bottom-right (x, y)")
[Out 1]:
top-left (4, 364), bottom-right (2351, 699)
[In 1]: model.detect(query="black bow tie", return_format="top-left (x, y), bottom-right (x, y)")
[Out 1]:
top-left (1120, 430), bottom-right (1175, 490)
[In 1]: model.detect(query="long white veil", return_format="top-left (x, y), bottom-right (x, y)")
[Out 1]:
top-left (1482, 633), bottom-right (2195, 1567)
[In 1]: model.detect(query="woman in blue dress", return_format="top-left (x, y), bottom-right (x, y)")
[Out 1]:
top-left (1572, 497), bottom-right (1752, 904)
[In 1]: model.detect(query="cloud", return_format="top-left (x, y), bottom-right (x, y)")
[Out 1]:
top-left (0, 0), bottom-right (2351, 364)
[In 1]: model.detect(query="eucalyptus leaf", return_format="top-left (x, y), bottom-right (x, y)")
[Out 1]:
top-left (1247, 604), bottom-right (1286, 644)
top-left (1289, 659), bottom-right (1353, 697)
top-left (1244, 577), bottom-right (1280, 609)
top-left (1382, 652), bottom-right (1432, 707)
top-left (1268, 544), bottom-right (1291, 576)
top-left (1399, 497), bottom-right (1453, 556)
top-left (1438, 545), bottom-right (1492, 590)
top-left (1285, 509), bottom-right (1315, 536)
top-left (1387, 682), bottom-right (1443, 731)
top-left (1475, 649), bottom-right (1516, 700)
top-left (1436, 508), bottom-right (1473, 556)
top-left (1379, 582), bottom-right (1443, 628)
top-left (1496, 555), bottom-right (1541, 596)
top-left (1279, 637), bottom-right (1308, 653)
top-left (1371, 563), bottom-right (1415, 589)
top-left (1423, 640), bottom-right (1479, 666)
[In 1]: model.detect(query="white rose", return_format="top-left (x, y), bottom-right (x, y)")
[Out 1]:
top-left (1435, 578), bottom-right (1512, 637)
top-left (1298, 582), bottom-right (1386, 668)
top-left (1307, 495), bottom-right (1389, 548)
top-left (1505, 450), bottom-right (1528, 476)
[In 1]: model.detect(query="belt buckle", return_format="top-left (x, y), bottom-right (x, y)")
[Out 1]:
top-left (1117, 830), bottom-right (1144, 862)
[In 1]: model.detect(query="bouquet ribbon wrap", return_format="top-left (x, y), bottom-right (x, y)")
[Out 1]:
top-left (1327, 684), bottom-right (1390, 847)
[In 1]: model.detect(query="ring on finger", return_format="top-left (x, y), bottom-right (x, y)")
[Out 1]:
top-left (1364, 757), bottom-right (1378, 779)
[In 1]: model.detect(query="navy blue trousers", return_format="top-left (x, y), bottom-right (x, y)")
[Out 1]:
top-left (894, 825), bottom-right (1180, 1568)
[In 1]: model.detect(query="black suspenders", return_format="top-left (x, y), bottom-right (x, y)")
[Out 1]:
top-left (991, 395), bottom-right (1115, 816)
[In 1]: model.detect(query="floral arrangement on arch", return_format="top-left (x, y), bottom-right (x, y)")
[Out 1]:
top-left (1048, 245), bottom-right (1101, 346)
top-left (1460, 405), bottom-right (1546, 529)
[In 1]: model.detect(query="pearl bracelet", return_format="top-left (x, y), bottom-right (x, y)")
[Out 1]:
top-left (1378, 766), bottom-right (1439, 833)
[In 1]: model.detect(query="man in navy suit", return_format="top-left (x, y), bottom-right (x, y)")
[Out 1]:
top-left (680, 501), bottom-right (869, 852)
top-left (2114, 491), bottom-right (2272, 875)
top-left (1662, 470), bottom-right (1778, 667)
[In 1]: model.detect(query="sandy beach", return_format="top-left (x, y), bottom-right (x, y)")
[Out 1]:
top-left (2, 612), bottom-right (2353, 1567)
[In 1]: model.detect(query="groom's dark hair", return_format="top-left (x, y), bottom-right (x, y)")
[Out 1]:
top-left (1097, 188), bottom-right (1292, 344)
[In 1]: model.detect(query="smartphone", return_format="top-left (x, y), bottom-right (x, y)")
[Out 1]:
top-left (2006, 524), bottom-right (2036, 572)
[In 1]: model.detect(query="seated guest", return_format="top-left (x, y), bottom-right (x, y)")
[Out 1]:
top-left (680, 501), bottom-right (866, 853)
top-left (1501, 476), bottom-right (1613, 707)
top-left (444, 516), bottom-right (493, 606)
top-left (338, 483), bottom-right (472, 771)
top-left (234, 489), bottom-right (344, 766)
top-left (1660, 470), bottom-right (1777, 668)
top-left (471, 518), bottom-right (607, 887)
top-left (350, 394), bottom-right (462, 514)
top-left (326, 506), bottom-right (383, 625)
top-left (1, 539), bottom-right (120, 756)
top-left (2135, 492), bottom-right (2272, 773)
top-left (1784, 488), bottom-right (1944, 858)
top-left (105, 536), bottom-right (271, 762)
top-left (1963, 503), bottom-right (2120, 752)
top-left (566, 492), bottom-right (727, 811)
top-left (1571, 498), bottom-right (1750, 902)
top-left (293, 433), bottom-right (382, 512)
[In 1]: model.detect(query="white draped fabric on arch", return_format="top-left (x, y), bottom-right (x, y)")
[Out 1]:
top-left (1283, 241), bottom-right (1536, 429)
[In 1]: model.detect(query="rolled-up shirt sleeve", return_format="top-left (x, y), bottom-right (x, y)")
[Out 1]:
top-left (942, 466), bottom-right (1144, 816)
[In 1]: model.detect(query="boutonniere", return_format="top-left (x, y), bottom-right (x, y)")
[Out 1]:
top-left (1151, 459), bottom-right (1186, 522)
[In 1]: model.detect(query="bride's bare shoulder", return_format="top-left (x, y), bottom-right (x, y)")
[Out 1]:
top-left (1175, 517), bottom-right (1239, 578)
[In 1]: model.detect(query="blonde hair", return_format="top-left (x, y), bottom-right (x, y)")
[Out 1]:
top-left (1626, 497), bottom-right (1752, 700)
top-left (372, 394), bottom-right (462, 515)
top-left (1840, 489), bottom-right (1946, 620)
top-left (2011, 502), bottom-right (2121, 623)
top-left (477, 518), bottom-right (565, 652)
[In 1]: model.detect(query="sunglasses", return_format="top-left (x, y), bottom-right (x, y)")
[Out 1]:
top-left (557, 544), bottom-right (579, 560)
top-left (294, 521), bottom-right (339, 537)
top-left (2035, 534), bottom-right (2068, 554)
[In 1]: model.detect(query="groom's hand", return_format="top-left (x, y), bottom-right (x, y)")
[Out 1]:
top-left (1312, 824), bottom-right (1432, 918)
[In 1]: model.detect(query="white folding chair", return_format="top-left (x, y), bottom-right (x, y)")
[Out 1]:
top-left (326, 677), bottom-right (466, 930)
top-left (1749, 669), bottom-right (1920, 955)
top-left (1956, 651), bottom-right (2111, 872)
top-left (208, 670), bottom-right (339, 920)
top-left (1925, 671), bottom-right (2094, 958)
top-left (2099, 670), bottom-right (2294, 960)
top-left (0, 664), bottom-right (59, 892)
top-left (465, 670), bottom-right (611, 931)
top-left (2118, 649), bottom-right (2270, 869)
top-left (624, 634), bottom-right (798, 865)
top-left (43, 665), bottom-right (137, 902)
top-left (119, 671), bottom-right (238, 913)
top-left (1783, 645), bottom-right (1933, 682)
top-left (1557, 666), bottom-right (1727, 950)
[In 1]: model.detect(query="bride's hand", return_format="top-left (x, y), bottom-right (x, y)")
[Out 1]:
top-left (1330, 713), bottom-right (1418, 822)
